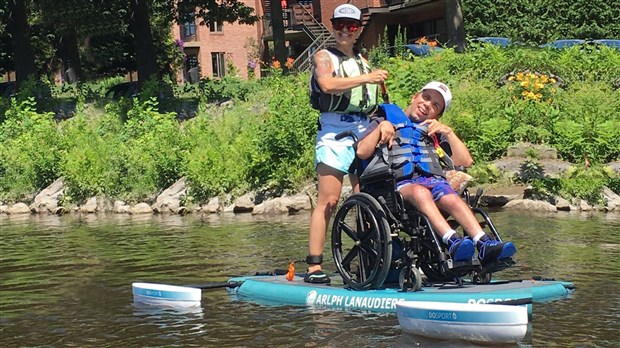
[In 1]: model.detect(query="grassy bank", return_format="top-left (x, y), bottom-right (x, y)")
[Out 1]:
top-left (1, 45), bottom-right (619, 206)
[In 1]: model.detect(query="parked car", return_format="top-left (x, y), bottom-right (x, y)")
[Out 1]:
top-left (541, 39), bottom-right (620, 50)
top-left (593, 39), bottom-right (620, 49)
top-left (404, 44), bottom-right (444, 56)
top-left (469, 37), bottom-right (512, 47)
top-left (540, 39), bottom-right (586, 49)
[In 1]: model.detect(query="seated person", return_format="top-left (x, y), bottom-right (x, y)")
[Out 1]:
top-left (356, 81), bottom-right (516, 265)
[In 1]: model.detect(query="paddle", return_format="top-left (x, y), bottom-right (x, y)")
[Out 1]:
top-left (491, 298), bottom-right (532, 306)
top-left (183, 281), bottom-right (244, 290)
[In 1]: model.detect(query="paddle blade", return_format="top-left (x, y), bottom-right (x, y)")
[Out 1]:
top-left (132, 282), bottom-right (202, 308)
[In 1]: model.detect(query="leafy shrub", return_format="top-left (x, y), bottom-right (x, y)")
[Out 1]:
top-left (183, 103), bottom-right (255, 201)
top-left (245, 72), bottom-right (317, 194)
top-left (0, 98), bottom-right (61, 201)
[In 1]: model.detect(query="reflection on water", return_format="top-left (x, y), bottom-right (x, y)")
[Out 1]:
top-left (1, 211), bottom-right (618, 347)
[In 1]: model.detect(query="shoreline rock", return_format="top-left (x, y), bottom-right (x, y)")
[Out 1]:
top-left (2, 151), bottom-right (620, 217)
top-left (2, 181), bottom-right (619, 217)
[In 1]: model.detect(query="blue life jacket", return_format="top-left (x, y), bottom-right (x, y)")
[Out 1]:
top-left (360, 104), bottom-right (446, 183)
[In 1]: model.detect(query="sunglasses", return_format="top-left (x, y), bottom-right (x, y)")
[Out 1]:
top-left (333, 21), bottom-right (360, 32)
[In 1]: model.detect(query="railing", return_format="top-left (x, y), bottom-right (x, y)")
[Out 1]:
top-left (289, 4), bottom-right (335, 72)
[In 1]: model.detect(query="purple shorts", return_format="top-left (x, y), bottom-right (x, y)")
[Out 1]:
top-left (396, 176), bottom-right (457, 201)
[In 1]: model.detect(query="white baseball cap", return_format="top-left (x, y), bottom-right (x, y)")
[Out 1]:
top-left (331, 4), bottom-right (362, 22)
top-left (421, 81), bottom-right (452, 112)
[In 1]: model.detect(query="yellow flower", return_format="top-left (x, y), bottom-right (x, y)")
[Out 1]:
top-left (550, 78), bottom-right (556, 84)
top-left (535, 82), bottom-right (544, 90)
top-left (520, 80), bottom-right (529, 87)
top-left (508, 75), bottom-right (515, 81)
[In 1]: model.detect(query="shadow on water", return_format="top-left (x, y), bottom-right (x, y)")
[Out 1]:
top-left (0, 211), bottom-right (618, 347)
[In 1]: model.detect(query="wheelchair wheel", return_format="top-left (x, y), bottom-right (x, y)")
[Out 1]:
top-left (332, 192), bottom-right (392, 290)
top-left (399, 265), bottom-right (423, 292)
top-left (472, 271), bottom-right (491, 284)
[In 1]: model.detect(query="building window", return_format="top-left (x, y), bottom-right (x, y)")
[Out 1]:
top-left (209, 21), bottom-right (223, 33)
top-left (181, 12), bottom-right (196, 39)
top-left (211, 52), bottom-right (226, 78)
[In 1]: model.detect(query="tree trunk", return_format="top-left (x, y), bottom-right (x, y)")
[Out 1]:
top-left (270, 0), bottom-right (288, 74)
top-left (445, 0), bottom-right (465, 52)
top-left (59, 27), bottom-right (82, 83)
top-left (129, 0), bottom-right (158, 86)
top-left (8, 0), bottom-right (36, 86)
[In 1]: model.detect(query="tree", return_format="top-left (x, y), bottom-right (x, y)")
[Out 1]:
top-left (6, 0), bottom-right (36, 86)
top-left (6, 0), bottom-right (259, 87)
top-left (445, 0), bottom-right (465, 52)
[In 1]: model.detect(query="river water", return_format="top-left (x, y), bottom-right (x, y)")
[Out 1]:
top-left (0, 210), bottom-right (618, 347)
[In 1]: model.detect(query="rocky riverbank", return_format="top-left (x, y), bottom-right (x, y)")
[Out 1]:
top-left (2, 176), bottom-right (620, 216)
top-left (2, 143), bottom-right (620, 216)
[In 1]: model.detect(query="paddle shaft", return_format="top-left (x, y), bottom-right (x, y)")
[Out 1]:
top-left (184, 281), bottom-right (244, 290)
top-left (491, 298), bottom-right (532, 306)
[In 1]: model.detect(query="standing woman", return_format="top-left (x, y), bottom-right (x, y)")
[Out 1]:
top-left (305, 3), bottom-right (390, 284)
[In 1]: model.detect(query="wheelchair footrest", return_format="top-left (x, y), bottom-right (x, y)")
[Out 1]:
top-left (442, 259), bottom-right (480, 277)
top-left (479, 257), bottom-right (516, 276)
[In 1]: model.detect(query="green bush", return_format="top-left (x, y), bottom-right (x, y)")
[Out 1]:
top-left (0, 98), bottom-right (61, 202)
top-left (1, 46), bottom-right (618, 204)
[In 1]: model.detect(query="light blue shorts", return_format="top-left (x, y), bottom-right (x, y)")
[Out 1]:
top-left (315, 145), bottom-right (356, 174)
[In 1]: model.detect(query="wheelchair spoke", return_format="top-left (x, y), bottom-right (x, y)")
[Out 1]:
top-left (337, 220), bottom-right (360, 243)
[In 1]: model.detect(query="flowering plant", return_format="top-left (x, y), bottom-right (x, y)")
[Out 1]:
top-left (414, 36), bottom-right (438, 47)
top-left (285, 57), bottom-right (294, 69)
top-left (501, 70), bottom-right (565, 102)
top-left (171, 38), bottom-right (187, 70)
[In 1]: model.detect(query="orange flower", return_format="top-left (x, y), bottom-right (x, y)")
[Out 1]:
top-left (272, 60), bottom-right (281, 69)
top-left (285, 57), bottom-right (294, 69)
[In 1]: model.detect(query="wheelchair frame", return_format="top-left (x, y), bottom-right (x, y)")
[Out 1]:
top-left (330, 134), bottom-right (514, 291)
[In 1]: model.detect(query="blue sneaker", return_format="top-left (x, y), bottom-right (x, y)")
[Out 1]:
top-left (478, 240), bottom-right (517, 265)
top-left (449, 238), bottom-right (475, 262)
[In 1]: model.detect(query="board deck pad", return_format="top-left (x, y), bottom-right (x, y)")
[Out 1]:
top-left (228, 274), bottom-right (574, 313)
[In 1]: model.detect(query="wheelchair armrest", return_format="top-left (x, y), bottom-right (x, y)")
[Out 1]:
top-left (360, 168), bottom-right (396, 186)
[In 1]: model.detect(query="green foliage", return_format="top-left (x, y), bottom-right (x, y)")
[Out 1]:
top-left (462, 0), bottom-right (620, 44)
top-left (182, 105), bottom-right (254, 201)
top-left (466, 164), bottom-right (504, 186)
top-left (0, 98), bottom-right (60, 202)
top-left (57, 97), bottom-right (185, 203)
top-left (529, 166), bottom-right (617, 205)
top-left (1, 46), bottom-right (619, 205)
top-left (245, 72), bottom-right (317, 193)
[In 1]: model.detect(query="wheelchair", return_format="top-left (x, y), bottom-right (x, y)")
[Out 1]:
top-left (330, 133), bottom-right (515, 291)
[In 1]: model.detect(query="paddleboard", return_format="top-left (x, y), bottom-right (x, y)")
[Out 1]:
top-left (396, 301), bottom-right (528, 343)
top-left (228, 275), bottom-right (574, 314)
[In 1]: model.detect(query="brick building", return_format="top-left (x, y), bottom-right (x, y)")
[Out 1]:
top-left (172, 0), bottom-right (455, 81)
